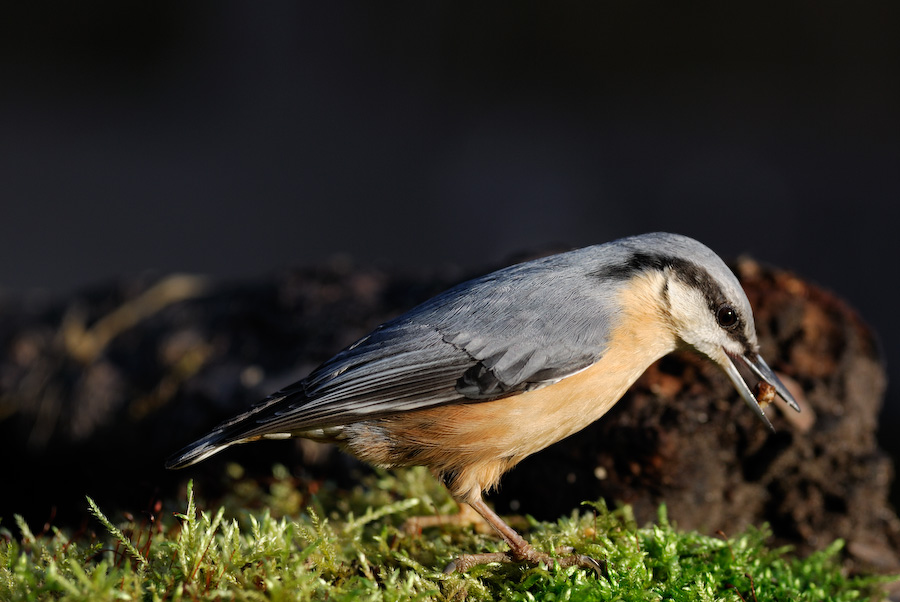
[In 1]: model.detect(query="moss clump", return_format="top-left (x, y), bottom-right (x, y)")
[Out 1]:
top-left (1, 466), bottom-right (895, 601)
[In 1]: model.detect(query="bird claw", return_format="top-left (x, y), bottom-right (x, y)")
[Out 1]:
top-left (444, 546), bottom-right (606, 577)
top-left (567, 553), bottom-right (606, 577)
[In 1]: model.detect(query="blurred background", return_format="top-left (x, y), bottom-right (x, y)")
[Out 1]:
top-left (1, 3), bottom-right (898, 495)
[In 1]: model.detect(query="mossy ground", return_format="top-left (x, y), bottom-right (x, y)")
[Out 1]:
top-left (1, 465), bottom-right (894, 601)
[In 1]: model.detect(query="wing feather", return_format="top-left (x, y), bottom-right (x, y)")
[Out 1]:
top-left (167, 247), bottom-right (625, 468)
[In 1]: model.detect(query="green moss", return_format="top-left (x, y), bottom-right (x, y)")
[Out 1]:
top-left (0, 466), bottom-right (895, 601)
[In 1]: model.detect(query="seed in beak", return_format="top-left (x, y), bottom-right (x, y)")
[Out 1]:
top-left (754, 381), bottom-right (776, 409)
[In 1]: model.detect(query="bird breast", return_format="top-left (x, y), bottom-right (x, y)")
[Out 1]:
top-left (340, 271), bottom-right (678, 488)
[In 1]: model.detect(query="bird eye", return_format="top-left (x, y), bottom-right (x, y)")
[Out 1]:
top-left (716, 305), bottom-right (738, 328)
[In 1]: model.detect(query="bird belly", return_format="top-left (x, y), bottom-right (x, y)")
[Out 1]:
top-left (342, 338), bottom-right (670, 501)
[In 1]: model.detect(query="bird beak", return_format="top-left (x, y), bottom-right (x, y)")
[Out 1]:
top-left (722, 350), bottom-right (801, 432)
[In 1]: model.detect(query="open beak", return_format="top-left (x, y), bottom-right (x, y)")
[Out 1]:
top-left (722, 350), bottom-right (801, 432)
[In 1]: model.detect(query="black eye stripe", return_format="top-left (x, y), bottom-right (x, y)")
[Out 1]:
top-left (592, 250), bottom-right (751, 346)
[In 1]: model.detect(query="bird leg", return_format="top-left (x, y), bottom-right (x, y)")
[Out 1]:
top-left (402, 501), bottom-right (494, 535)
top-left (443, 496), bottom-right (605, 576)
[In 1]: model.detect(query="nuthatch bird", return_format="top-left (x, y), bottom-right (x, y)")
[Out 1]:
top-left (167, 232), bottom-right (800, 573)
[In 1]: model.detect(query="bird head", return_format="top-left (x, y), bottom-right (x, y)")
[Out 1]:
top-left (619, 234), bottom-right (801, 430)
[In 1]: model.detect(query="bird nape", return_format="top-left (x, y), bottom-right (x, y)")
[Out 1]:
top-left (167, 232), bottom-right (800, 574)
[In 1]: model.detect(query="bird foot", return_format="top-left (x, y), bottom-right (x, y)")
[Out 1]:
top-left (444, 544), bottom-right (605, 576)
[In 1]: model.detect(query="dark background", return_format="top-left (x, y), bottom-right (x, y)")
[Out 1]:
top-left (2, 3), bottom-right (898, 494)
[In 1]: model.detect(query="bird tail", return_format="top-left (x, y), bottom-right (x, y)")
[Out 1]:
top-left (165, 390), bottom-right (302, 470)
top-left (165, 431), bottom-right (239, 469)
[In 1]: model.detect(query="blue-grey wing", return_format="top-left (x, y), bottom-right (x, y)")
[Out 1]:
top-left (238, 252), bottom-right (620, 432)
top-left (166, 248), bottom-right (623, 465)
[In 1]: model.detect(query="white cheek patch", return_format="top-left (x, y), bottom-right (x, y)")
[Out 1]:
top-left (667, 277), bottom-right (757, 359)
top-left (666, 282), bottom-right (722, 346)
